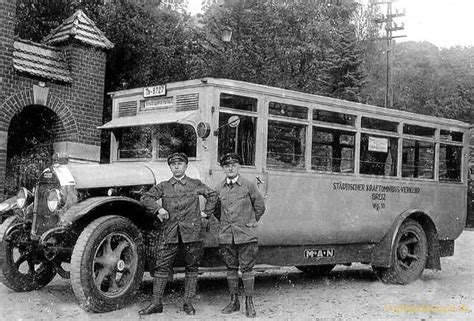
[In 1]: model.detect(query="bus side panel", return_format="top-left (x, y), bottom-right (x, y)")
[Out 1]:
top-left (256, 172), bottom-right (466, 247)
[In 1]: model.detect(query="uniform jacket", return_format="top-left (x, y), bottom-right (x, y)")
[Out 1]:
top-left (141, 175), bottom-right (218, 244)
top-left (215, 175), bottom-right (266, 244)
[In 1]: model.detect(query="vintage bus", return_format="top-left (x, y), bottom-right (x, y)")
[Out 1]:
top-left (1, 78), bottom-right (470, 312)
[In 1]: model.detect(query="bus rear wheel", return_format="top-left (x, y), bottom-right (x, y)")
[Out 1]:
top-left (373, 219), bottom-right (427, 284)
top-left (296, 264), bottom-right (335, 276)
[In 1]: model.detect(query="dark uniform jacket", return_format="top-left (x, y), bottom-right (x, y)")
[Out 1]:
top-left (215, 175), bottom-right (266, 244)
top-left (141, 176), bottom-right (218, 244)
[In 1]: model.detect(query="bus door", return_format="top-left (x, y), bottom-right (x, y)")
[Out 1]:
top-left (214, 91), bottom-right (265, 188)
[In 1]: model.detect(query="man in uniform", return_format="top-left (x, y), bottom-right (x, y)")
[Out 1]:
top-left (139, 152), bottom-right (217, 315)
top-left (215, 153), bottom-right (266, 318)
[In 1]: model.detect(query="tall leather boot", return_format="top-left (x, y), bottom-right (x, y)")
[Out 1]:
top-left (221, 275), bottom-right (240, 314)
top-left (242, 274), bottom-right (256, 318)
top-left (138, 276), bottom-right (167, 315)
top-left (183, 271), bottom-right (198, 315)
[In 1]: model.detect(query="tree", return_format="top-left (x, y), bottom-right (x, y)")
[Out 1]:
top-left (15, 0), bottom-right (75, 41)
top-left (192, 0), bottom-right (367, 101)
top-left (362, 40), bottom-right (473, 122)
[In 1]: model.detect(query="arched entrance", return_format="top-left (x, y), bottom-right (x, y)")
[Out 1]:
top-left (4, 105), bottom-right (63, 196)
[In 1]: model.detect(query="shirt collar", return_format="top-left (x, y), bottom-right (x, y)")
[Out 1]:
top-left (170, 175), bottom-right (187, 185)
top-left (226, 175), bottom-right (241, 186)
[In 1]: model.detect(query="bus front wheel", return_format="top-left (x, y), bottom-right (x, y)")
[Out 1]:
top-left (373, 219), bottom-right (428, 284)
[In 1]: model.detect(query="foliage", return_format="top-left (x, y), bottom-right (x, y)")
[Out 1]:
top-left (192, 0), bottom-right (367, 101)
top-left (5, 106), bottom-right (56, 197)
top-left (85, 3), bottom-right (192, 92)
top-left (361, 41), bottom-right (473, 123)
top-left (15, 0), bottom-right (75, 41)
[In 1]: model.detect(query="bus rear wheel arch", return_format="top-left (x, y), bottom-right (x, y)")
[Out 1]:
top-left (373, 218), bottom-right (428, 284)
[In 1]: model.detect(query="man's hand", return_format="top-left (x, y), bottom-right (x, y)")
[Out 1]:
top-left (201, 212), bottom-right (210, 232)
top-left (157, 208), bottom-right (169, 222)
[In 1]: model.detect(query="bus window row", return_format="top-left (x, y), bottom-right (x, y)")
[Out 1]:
top-left (217, 93), bottom-right (463, 182)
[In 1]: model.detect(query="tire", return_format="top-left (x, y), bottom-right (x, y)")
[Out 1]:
top-left (0, 216), bottom-right (56, 291)
top-left (296, 264), bottom-right (336, 276)
top-left (70, 215), bottom-right (145, 313)
top-left (373, 219), bottom-right (428, 285)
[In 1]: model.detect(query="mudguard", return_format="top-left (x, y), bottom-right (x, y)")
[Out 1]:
top-left (59, 196), bottom-right (149, 226)
top-left (371, 209), bottom-right (441, 270)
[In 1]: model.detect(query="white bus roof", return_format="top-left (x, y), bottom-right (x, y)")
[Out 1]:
top-left (108, 78), bottom-right (470, 129)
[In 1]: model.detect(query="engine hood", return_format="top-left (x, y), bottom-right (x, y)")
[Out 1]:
top-left (51, 162), bottom-right (201, 189)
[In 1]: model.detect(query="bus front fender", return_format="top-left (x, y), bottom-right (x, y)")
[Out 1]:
top-left (371, 209), bottom-right (441, 270)
top-left (60, 196), bottom-right (150, 227)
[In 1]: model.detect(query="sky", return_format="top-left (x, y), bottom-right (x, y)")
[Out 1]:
top-left (396, 0), bottom-right (473, 48)
top-left (187, 0), bottom-right (474, 48)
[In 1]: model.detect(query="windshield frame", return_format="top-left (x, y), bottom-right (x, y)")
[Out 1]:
top-left (112, 122), bottom-right (198, 162)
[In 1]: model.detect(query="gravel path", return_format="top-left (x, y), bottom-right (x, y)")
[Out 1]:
top-left (0, 230), bottom-right (472, 320)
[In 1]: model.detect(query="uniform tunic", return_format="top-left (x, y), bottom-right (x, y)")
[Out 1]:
top-left (141, 176), bottom-right (218, 244)
top-left (215, 175), bottom-right (266, 244)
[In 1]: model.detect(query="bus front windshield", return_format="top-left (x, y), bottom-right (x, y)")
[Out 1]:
top-left (116, 123), bottom-right (197, 160)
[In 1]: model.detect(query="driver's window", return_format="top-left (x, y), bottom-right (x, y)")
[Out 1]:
top-left (116, 126), bottom-right (153, 159)
top-left (116, 124), bottom-right (197, 160)
top-left (157, 124), bottom-right (197, 158)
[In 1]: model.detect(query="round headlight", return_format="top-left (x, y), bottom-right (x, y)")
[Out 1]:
top-left (47, 189), bottom-right (62, 212)
top-left (16, 187), bottom-right (29, 209)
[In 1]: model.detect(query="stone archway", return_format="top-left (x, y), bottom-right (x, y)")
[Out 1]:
top-left (0, 88), bottom-right (80, 196)
top-left (5, 105), bottom-right (58, 195)
top-left (0, 87), bottom-right (79, 138)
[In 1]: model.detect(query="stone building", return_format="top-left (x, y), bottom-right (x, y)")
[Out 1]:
top-left (0, 0), bottom-right (113, 196)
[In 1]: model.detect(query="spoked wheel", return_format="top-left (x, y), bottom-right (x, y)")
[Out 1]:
top-left (373, 219), bottom-right (428, 284)
top-left (71, 215), bottom-right (144, 312)
top-left (0, 216), bottom-right (56, 291)
top-left (296, 264), bottom-right (336, 276)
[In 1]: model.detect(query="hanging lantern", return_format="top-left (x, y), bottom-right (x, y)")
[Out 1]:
top-left (221, 26), bottom-right (232, 42)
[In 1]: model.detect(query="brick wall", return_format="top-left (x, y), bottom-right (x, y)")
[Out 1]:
top-left (468, 128), bottom-right (474, 227)
top-left (0, 0), bottom-right (108, 196)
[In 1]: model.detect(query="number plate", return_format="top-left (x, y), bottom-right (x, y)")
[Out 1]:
top-left (304, 249), bottom-right (335, 259)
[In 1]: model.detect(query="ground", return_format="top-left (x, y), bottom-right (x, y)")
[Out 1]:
top-left (0, 231), bottom-right (472, 320)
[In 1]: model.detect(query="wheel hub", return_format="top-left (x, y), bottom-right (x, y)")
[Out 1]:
top-left (116, 259), bottom-right (125, 272)
top-left (398, 244), bottom-right (409, 259)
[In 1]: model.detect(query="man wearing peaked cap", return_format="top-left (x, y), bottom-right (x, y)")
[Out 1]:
top-left (215, 152), bottom-right (265, 318)
top-left (167, 152), bottom-right (188, 165)
top-left (140, 152), bottom-right (217, 316)
top-left (219, 152), bottom-right (242, 166)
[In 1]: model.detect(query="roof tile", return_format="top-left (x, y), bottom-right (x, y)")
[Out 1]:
top-left (13, 39), bottom-right (72, 83)
top-left (43, 10), bottom-right (113, 50)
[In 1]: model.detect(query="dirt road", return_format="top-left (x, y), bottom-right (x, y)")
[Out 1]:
top-left (1, 230), bottom-right (473, 320)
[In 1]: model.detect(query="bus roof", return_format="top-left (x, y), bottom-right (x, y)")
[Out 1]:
top-left (108, 78), bottom-right (471, 129)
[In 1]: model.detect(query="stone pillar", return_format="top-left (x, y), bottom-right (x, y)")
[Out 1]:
top-left (0, 0), bottom-right (16, 197)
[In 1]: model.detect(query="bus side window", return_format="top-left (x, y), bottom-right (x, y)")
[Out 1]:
top-left (218, 113), bottom-right (257, 166)
top-left (312, 127), bottom-right (355, 173)
top-left (401, 124), bottom-right (435, 179)
top-left (402, 140), bottom-right (435, 179)
top-left (360, 134), bottom-right (398, 176)
top-left (267, 120), bottom-right (306, 169)
top-left (439, 144), bottom-right (462, 182)
top-left (218, 93), bottom-right (258, 166)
